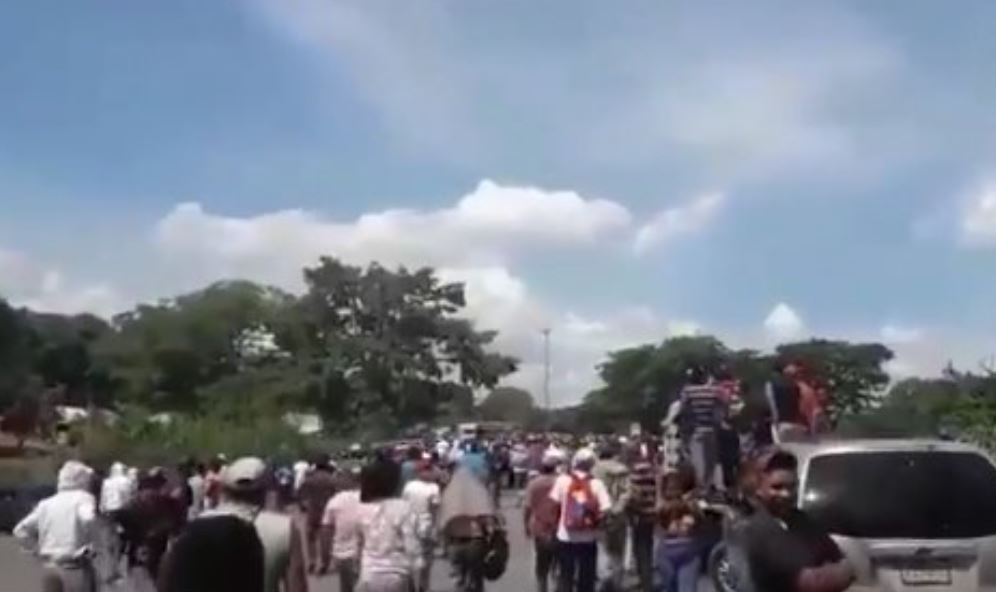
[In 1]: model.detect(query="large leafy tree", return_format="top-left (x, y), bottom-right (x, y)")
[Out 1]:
top-left (295, 258), bottom-right (517, 431)
top-left (583, 336), bottom-right (732, 429)
top-left (94, 280), bottom-right (295, 411)
top-left (478, 386), bottom-right (537, 425)
top-left (775, 340), bottom-right (893, 420)
top-left (0, 300), bottom-right (36, 410)
top-left (583, 335), bottom-right (893, 431)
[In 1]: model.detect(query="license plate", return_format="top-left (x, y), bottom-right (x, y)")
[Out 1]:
top-left (900, 568), bottom-right (951, 585)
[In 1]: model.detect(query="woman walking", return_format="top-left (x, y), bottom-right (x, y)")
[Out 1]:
top-left (357, 456), bottom-right (421, 592)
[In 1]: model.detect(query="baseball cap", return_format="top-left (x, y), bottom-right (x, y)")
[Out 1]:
top-left (221, 457), bottom-right (268, 490)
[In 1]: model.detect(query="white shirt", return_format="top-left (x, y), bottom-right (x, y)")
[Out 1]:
top-left (187, 474), bottom-right (206, 518)
top-left (359, 498), bottom-right (421, 578)
top-left (14, 490), bottom-right (97, 563)
top-left (402, 479), bottom-right (441, 541)
top-left (100, 474), bottom-right (133, 514)
top-left (293, 461), bottom-right (310, 492)
top-left (548, 470), bottom-right (612, 543)
top-left (322, 490), bottom-right (374, 561)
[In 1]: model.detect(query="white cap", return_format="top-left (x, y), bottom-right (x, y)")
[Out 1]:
top-left (572, 447), bottom-right (597, 469)
top-left (221, 457), bottom-right (267, 489)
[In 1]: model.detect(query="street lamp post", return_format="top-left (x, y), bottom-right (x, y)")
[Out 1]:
top-left (542, 328), bottom-right (551, 415)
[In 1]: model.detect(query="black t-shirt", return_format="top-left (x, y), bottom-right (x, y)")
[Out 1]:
top-left (743, 508), bottom-right (843, 592)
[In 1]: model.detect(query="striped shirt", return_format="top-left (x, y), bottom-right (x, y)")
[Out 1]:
top-left (627, 461), bottom-right (657, 518)
top-left (680, 384), bottom-right (724, 431)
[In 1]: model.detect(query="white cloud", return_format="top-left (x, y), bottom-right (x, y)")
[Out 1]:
top-left (880, 324), bottom-right (924, 345)
top-left (151, 178), bottom-right (719, 406)
top-left (763, 302), bottom-right (806, 342)
top-left (0, 247), bottom-right (123, 318)
top-left (437, 267), bottom-right (698, 406)
top-left (633, 193), bottom-right (725, 255)
top-left (155, 179), bottom-right (631, 290)
top-left (960, 184), bottom-right (996, 248)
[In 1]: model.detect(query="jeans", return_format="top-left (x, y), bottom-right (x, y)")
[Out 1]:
top-left (654, 536), bottom-right (700, 592)
top-left (630, 519), bottom-right (655, 592)
top-left (534, 538), bottom-right (559, 592)
top-left (335, 558), bottom-right (359, 592)
top-left (689, 429), bottom-right (718, 491)
top-left (557, 541), bottom-right (597, 592)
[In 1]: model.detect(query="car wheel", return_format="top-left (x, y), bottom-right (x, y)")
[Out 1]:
top-left (708, 543), bottom-right (741, 592)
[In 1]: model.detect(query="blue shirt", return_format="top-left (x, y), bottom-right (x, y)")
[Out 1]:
top-left (459, 452), bottom-right (490, 482)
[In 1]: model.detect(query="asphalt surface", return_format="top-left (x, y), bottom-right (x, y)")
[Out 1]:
top-left (0, 492), bottom-right (711, 592)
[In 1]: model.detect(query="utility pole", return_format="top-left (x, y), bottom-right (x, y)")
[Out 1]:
top-left (542, 328), bottom-right (552, 414)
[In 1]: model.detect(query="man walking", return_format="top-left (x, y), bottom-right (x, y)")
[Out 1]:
top-left (297, 455), bottom-right (338, 574)
top-left (549, 448), bottom-right (612, 592)
top-left (203, 457), bottom-right (309, 592)
top-left (14, 460), bottom-right (99, 592)
top-left (592, 444), bottom-right (629, 592)
top-left (523, 452), bottom-right (562, 592)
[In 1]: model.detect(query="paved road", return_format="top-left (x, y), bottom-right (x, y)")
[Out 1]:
top-left (0, 492), bottom-right (710, 592)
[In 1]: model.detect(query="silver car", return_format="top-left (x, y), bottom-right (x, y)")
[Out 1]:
top-left (782, 439), bottom-right (996, 591)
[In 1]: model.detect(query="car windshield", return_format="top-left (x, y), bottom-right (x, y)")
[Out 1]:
top-left (802, 450), bottom-right (996, 539)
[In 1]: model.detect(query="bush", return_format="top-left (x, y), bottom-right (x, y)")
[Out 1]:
top-left (77, 407), bottom-right (314, 468)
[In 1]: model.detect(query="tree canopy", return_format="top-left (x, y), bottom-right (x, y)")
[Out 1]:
top-left (581, 335), bottom-right (895, 432)
top-left (3, 255), bottom-right (994, 449)
top-left (1, 258), bottom-right (518, 441)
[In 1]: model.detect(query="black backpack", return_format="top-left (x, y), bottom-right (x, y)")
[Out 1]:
top-left (481, 527), bottom-right (509, 581)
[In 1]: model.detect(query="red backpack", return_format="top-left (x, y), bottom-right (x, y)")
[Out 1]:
top-left (563, 474), bottom-right (602, 531)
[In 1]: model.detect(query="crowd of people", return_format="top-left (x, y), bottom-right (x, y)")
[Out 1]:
top-left (10, 359), bottom-right (852, 592)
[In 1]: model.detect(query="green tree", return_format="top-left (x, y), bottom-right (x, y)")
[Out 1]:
top-left (775, 340), bottom-right (893, 419)
top-left (583, 336), bottom-right (731, 429)
top-left (478, 386), bottom-right (537, 424)
top-left (94, 280), bottom-right (295, 411)
top-left (295, 258), bottom-right (517, 431)
top-left (0, 300), bottom-right (36, 410)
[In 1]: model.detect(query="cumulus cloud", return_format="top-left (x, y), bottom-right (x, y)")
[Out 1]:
top-left (633, 193), bottom-right (725, 255)
top-left (960, 184), bottom-right (996, 248)
top-left (0, 247), bottom-right (123, 318)
top-left (151, 179), bottom-right (717, 405)
top-left (763, 302), bottom-right (806, 342)
top-left (155, 179), bottom-right (631, 290)
top-left (432, 268), bottom-right (698, 406)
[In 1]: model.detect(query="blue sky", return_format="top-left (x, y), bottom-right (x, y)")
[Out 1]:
top-left (2, 0), bottom-right (996, 402)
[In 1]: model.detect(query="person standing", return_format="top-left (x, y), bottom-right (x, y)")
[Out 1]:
top-left (626, 451), bottom-right (657, 592)
top-left (185, 460), bottom-right (206, 520)
top-left (202, 457), bottom-right (308, 592)
top-left (766, 361), bottom-right (808, 443)
top-left (297, 456), bottom-right (339, 574)
top-left (357, 457), bottom-right (421, 592)
top-left (523, 452), bottom-right (561, 592)
top-left (403, 461), bottom-right (442, 592)
top-left (654, 468), bottom-right (701, 592)
top-left (322, 471), bottom-right (370, 592)
top-left (741, 448), bottom-right (855, 592)
top-left (677, 366), bottom-right (726, 493)
top-left (14, 460), bottom-right (98, 592)
top-left (549, 448), bottom-right (612, 592)
top-left (592, 444), bottom-right (629, 592)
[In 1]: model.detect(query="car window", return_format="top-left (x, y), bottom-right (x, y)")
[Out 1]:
top-left (802, 450), bottom-right (996, 539)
